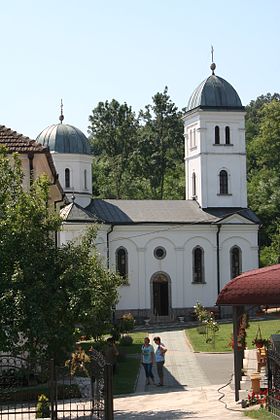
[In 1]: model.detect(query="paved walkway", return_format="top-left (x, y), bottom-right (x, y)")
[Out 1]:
top-left (114, 327), bottom-right (247, 419)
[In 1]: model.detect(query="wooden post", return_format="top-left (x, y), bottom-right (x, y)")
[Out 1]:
top-left (233, 305), bottom-right (245, 401)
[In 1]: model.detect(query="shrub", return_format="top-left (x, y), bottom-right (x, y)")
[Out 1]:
top-left (110, 325), bottom-right (121, 342)
top-left (119, 313), bottom-right (135, 334)
top-left (119, 335), bottom-right (133, 346)
top-left (36, 394), bottom-right (50, 418)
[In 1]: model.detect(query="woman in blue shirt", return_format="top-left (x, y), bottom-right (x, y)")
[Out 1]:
top-left (141, 337), bottom-right (155, 385)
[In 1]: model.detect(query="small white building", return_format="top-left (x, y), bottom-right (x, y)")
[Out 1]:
top-left (37, 63), bottom-right (260, 322)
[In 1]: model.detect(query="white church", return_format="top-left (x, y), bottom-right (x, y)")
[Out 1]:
top-left (37, 62), bottom-right (260, 322)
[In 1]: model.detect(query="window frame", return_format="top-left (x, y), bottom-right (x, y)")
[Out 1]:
top-left (116, 247), bottom-right (128, 278)
top-left (192, 172), bottom-right (197, 198)
top-left (65, 168), bottom-right (71, 189)
top-left (230, 246), bottom-right (242, 279)
top-left (192, 246), bottom-right (205, 284)
top-left (219, 170), bottom-right (228, 195)
top-left (215, 126), bottom-right (220, 144)
top-left (84, 169), bottom-right (88, 190)
top-left (154, 246), bottom-right (166, 260)
top-left (225, 126), bottom-right (230, 145)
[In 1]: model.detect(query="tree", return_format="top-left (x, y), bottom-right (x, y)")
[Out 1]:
top-left (245, 92), bottom-right (280, 144)
top-left (138, 87), bottom-right (184, 199)
top-left (0, 148), bottom-right (123, 361)
top-left (246, 93), bottom-right (280, 172)
top-left (88, 99), bottom-right (139, 198)
top-left (261, 222), bottom-right (280, 266)
top-left (246, 100), bottom-right (280, 262)
top-left (58, 228), bottom-right (124, 341)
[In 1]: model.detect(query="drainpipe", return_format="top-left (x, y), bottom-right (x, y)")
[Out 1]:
top-left (107, 225), bottom-right (114, 269)
top-left (216, 224), bottom-right (221, 295)
top-left (28, 152), bottom-right (34, 187)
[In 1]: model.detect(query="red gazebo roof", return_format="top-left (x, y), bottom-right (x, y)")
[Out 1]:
top-left (217, 264), bottom-right (280, 305)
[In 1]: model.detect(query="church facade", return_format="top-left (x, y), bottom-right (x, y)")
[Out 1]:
top-left (37, 63), bottom-right (260, 321)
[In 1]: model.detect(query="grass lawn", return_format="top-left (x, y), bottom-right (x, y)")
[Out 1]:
top-left (244, 407), bottom-right (275, 419)
top-left (113, 331), bottom-right (146, 395)
top-left (185, 319), bottom-right (280, 352)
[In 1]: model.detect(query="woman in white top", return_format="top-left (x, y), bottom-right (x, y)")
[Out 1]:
top-left (153, 336), bottom-right (167, 386)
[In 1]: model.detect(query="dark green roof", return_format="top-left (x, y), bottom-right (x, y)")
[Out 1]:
top-left (187, 74), bottom-right (243, 112)
top-left (36, 123), bottom-right (91, 155)
top-left (60, 199), bottom-right (259, 225)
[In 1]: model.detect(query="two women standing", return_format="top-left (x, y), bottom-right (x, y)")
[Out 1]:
top-left (141, 336), bottom-right (167, 386)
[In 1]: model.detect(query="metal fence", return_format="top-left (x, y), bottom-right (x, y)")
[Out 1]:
top-left (0, 351), bottom-right (113, 420)
top-left (267, 335), bottom-right (280, 418)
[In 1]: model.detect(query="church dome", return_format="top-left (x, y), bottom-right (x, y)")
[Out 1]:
top-left (36, 123), bottom-right (91, 155)
top-left (187, 64), bottom-right (243, 112)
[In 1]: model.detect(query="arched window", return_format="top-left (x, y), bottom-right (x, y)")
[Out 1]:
top-left (192, 246), bottom-right (204, 283)
top-left (84, 169), bottom-right (87, 190)
top-left (215, 126), bottom-right (220, 144)
top-left (225, 126), bottom-right (230, 144)
top-left (219, 170), bottom-right (228, 194)
top-left (230, 246), bottom-right (242, 278)
top-left (116, 247), bottom-right (128, 278)
top-left (65, 168), bottom-right (70, 189)
top-left (192, 172), bottom-right (196, 198)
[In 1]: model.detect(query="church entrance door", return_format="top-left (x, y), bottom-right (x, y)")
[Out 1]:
top-left (152, 273), bottom-right (170, 318)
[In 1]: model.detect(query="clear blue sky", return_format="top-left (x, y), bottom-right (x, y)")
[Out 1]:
top-left (1, 0), bottom-right (279, 139)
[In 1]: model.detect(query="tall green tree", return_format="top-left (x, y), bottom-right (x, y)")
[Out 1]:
top-left (138, 86), bottom-right (184, 199)
top-left (0, 148), bottom-right (123, 361)
top-left (246, 93), bottom-right (280, 172)
top-left (88, 99), bottom-right (139, 198)
top-left (246, 100), bottom-right (280, 261)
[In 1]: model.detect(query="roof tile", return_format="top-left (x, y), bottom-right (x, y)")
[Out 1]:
top-left (217, 264), bottom-right (280, 305)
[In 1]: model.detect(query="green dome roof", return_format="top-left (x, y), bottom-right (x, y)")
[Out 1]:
top-left (36, 123), bottom-right (91, 155)
top-left (187, 71), bottom-right (243, 112)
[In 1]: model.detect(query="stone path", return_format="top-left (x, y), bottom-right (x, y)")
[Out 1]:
top-left (136, 330), bottom-right (210, 391)
top-left (114, 327), bottom-right (246, 419)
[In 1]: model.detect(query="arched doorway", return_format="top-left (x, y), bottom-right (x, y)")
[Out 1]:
top-left (151, 273), bottom-right (171, 319)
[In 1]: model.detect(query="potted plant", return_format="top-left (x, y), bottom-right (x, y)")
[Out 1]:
top-left (252, 337), bottom-right (270, 348)
top-left (252, 325), bottom-right (270, 348)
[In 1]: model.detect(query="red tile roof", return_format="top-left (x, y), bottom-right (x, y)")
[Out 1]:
top-left (217, 264), bottom-right (280, 305)
top-left (0, 125), bottom-right (46, 152)
top-left (0, 125), bottom-right (60, 181)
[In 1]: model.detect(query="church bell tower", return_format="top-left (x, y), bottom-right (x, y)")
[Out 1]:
top-left (183, 62), bottom-right (247, 209)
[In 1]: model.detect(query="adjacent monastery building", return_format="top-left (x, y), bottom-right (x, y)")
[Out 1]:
top-left (36, 63), bottom-right (260, 321)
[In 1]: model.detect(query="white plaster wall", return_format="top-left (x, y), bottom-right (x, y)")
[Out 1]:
top-left (59, 220), bottom-right (259, 314)
top-left (107, 224), bottom-right (246, 311)
top-left (219, 225), bottom-right (259, 290)
top-left (52, 152), bottom-right (92, 206)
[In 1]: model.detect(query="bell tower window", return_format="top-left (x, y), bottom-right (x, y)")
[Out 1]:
top-left (219, 170), bottom-right (228, 195)
top-left (84, 169), bottom-right (88, 190)
top-left (215, 126), bottom-right (220, 144)
top-left (192, 172), bottom-right (196, 198)
top-left (225, 126), bottom-right (230, 144)
top-left (65, 168), bottom-right (70, 189)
